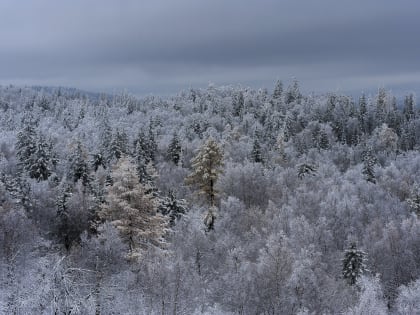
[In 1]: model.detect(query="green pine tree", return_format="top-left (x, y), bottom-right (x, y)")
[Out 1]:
top-left (297, 163), bottom-right (317, 179)
top-left (342, 243), bottom-right (367, 286)
top-left (111, 129), bottom-right (129, 160)
top-left (232, 91), bottom-right (245, 117)
top-left (69, 141), bottom-right (91, 187)
top-left (319, 129), bottom-right (330, 150)
top-left (16, 124), bottom-right (37, 172)
top-left (403, 94), bottom-right (415, 121)
top-left (285, 79), bottom-right (302, 104)
top-left (362, 149), bottom-right (377, 184)
top-left (406, 184), bottom-right (420, 216)
top-left (272, 79), bottom-right (283, 100)
top-left (27, 135), bottom-right (52, 181)
top-left (167, 132), bottom-right (182, 165)
top-left (251, 138), bottom-right (263, 163)
top-left (158, 190), bottom-right (187, 227)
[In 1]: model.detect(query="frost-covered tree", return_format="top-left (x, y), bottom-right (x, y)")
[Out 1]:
top-left (272, 79), bottom-right (283, 101)
top-left (68, 141), bottom-right (91, 187)
top-left (55, 184), bottom-right (74, 250)
top-left (342, 243), bottom-right (367, 286)
top-left (110, 129), bottom-right (129, 160)
top-left (232, 91), bottom-right (245, 117)
top-left (134, 130), bottom-right (149, 180)
top-left (54, 181), bottom-right (93, 250)
top-left (27, 134), bottom-right (52, 181)
top-left (297, 163), bottom-right (317, 179)
top-left (147, 124), bottom-right (158, 162)
top-left (285, 79), bottom-right (302, 104)
top-left (362, 148), bottom-right (377, 184)
top-left (91, 152), bottom-right (107, 171)
top-left (371, 123), bottom-right (398, 154)
top-left (98, 115), bottom-right (113, 164)
top-left (251, 138), bottom-right (263, 163)
top-left (0, 174), bottom-right (31, 211)
top-left (186, 138), bottom-right (224, 207)
top-left (403, 93), bottom-right (415, 121)
top-left (395, 279), bottom-right (420, 314)
top-left (345, 276), bottom-right (387, 315)
top-left (167, 132), bottom-right (182, 165)
top-left (406, 184), bottom-right (420, 215)
top-left (134, 127), bottom-right (159, 184)
top-left (376, 87), bottom-right (387, 121)
top-left (319, 129), bottom-right (329, 150)
top-left (275, 132), bottom-right (287, 163)
top-left (143, 161), bottom-right (159, 197)
top-left (99, 156), bottom-right (167, 258)
top-left (159, 190), bottom-right (187, 227)
top-left (186, 138), bottom-right (223, 232)
top-left (15, 122), bottom-right (37, 172)
top-left (358, 93), bottom-right (367, 128)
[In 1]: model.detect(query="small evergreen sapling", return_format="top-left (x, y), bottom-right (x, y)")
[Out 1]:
top-left (16, 124), bottom-right (37, 171)
top-left (297, 163), bottom-right (317, 180)
top-left (68, 141), bottom-right (91, 187)
top-left (110, 129), bottom-right (128, 160)
top-left (55, 184), bottom-right (74, 250)
top-left (319, 129), bottom-right (329, 150)
top-left (406, 184), bottom-right (420, 216)
top-left (91, 153), bottom-right (107, 171)
top-left (167, 132), bottom-right (182, 165)
top-left (204, 206), bottom-right (217, 232)
top-left (158, 190), bottom-right (187, 227)
top-left (232, 91), bottom-right (245, 117)
top-left (362, 149), bottom-right (377, 184)
top-left (148, 124), bottom-right (158, 162)
top-left (0, 173), bottom-right (32, 211)
top-left (27, 135), bottom-right (52, 181)
top-left (342, 243), bottom-right (367, 286)
top-left (285, 79), bottom-right (302, 104)
top-left (251, 138), bottom-right (263, 163)
top-left (272, 79), bottom-right (283, 100)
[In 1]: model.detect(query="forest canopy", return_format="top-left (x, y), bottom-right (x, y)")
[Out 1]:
top-left (0, 82), bottom-right (419, 314)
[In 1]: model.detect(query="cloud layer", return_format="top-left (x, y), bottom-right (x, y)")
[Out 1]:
top-left (1, 0), bottom-right (419, 96)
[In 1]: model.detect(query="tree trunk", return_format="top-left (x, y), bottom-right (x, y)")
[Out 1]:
top-left (94, 255), bottom-right (102, 315)
top-left (172, 265), bottom-right (181, 315)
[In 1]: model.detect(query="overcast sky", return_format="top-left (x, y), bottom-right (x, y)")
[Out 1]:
top-left (1, 0), bottom-right (419, 96)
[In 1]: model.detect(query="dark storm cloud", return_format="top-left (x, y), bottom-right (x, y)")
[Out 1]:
top-left (1, 0), bottom-right (420, 95)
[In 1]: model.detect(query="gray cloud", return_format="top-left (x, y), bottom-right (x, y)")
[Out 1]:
top-left (1, 0), bottom-right (419, 96)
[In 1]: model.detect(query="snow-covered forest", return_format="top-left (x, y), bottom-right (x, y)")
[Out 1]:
top-left (0, 81), bottom-right (419, 314)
